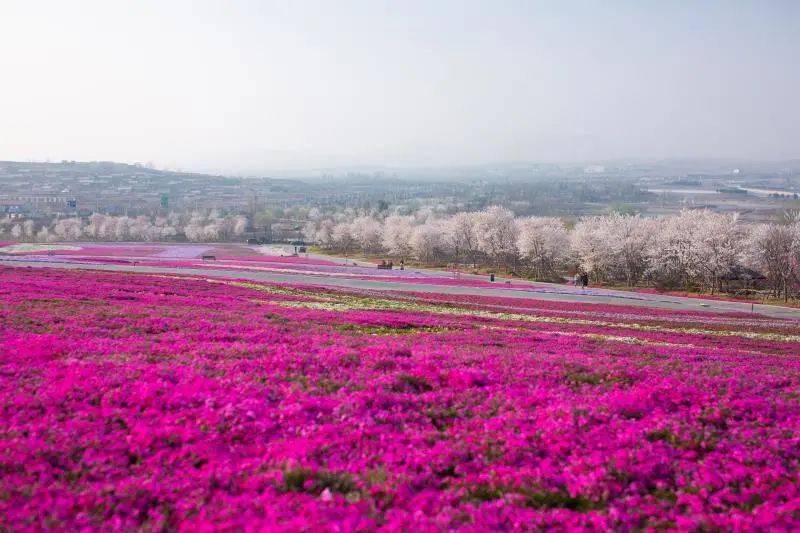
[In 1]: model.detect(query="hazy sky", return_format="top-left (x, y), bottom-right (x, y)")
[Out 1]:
top-left (1, 0), bottom-right (798, 173)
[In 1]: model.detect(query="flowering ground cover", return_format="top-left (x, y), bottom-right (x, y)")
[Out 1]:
top-left (619, 286), bottom-right (800, 308)
top-left (0, 243), bottom-right (629, 297)
top-left (0, 242), bottom-right (511, 288)
top-left (0, 243), bottom-right (83, 254)
top-left (2, 266), bottom-right (800, 530)
top-left (0, 242), bottom-right (342, 266)
top-left (17, 243), bottom-right (775, 304)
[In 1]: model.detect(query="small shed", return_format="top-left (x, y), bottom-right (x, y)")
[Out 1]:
top-left (720, 266), bottom-right (767, 292)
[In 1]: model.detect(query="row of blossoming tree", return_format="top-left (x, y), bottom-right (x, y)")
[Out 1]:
top-left (0, 212), bottom-right (248, 243)
top-left (303, 207), bottom-right (800, 299)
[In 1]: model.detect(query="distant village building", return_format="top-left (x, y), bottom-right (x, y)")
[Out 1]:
top-left (270, 221), bottom-right (303, 242)
top-left (0, 202), bottom-right (23, 214)
top-left (583, 165), bottom-right (606, 174)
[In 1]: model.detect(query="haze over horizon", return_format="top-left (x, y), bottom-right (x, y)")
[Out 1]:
top-left (1, 0), bottom-right (798, 175)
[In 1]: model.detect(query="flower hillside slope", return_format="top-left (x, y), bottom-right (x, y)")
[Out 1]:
top-left (2, 266), bottom-right (800, 530)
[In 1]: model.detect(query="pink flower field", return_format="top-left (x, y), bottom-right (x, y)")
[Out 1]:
top-left (2, 266), bottom-right (800, 530)
top-left (0, 242), bottom-right (528, 291)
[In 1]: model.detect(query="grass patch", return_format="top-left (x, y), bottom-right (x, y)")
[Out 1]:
top-left (465, 483), bottom-right (601, 511)
top-left (280, 467), bottom-right (359, 496)
top-left (391, 373), bottom-right (433, 393)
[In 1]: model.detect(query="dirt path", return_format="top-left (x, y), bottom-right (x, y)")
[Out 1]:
top-left (3, 256), bottom-right (800, 320)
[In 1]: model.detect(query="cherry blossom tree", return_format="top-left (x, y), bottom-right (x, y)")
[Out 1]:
top-left (410, 220), bottom-right (447, 263)
top-left (693, 212), bottom-right (745, 293)
top-left (350, 216), bottom-right (383, 255)
top-left (745, 222), bottom-right (800, 300)
top-left (572, 213), bottom-right (652, 285)
top-left (53, 218), bottom-right (84, 241)
top-left (474, 206), bottom-right (518, 270)
top-left (645, 211), bottom-right (704, 288)
top-left (381, 215), bottom-right (414, 259)
top-left (446, 212), bottom-right (480, 268)
top-left (517, 216), bottom-right (570, 280)
top-left (22, 220), bottom-right (35, 239)
top-left (85, 214), bottom-right (106, 240)
top-left (36, 226), bottom-right (54, 242)
top-left (331, 222), bottom-right (355, 255)
top-left (646, 210), bottom-right (743, 291)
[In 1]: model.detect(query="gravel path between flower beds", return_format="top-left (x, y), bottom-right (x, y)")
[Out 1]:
top-left (3, 256), bottom-right (799, 320)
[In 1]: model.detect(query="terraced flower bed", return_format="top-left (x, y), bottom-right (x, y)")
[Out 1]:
top-left (0, 242), bottom-right (519, 289)
top-left (2, 266), bottom-right (800, 530)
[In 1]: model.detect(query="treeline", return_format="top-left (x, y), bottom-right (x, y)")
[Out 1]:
top-left (304, 207), bottom-right (800, 300)
top-left (0, 212), bottom-right (248, 243)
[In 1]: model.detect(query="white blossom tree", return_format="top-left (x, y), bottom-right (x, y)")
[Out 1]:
top-left (446, 212), bottom-right (480, 268)
top-left (517, 216), bottom-right (570, 280)
top-left (381, 215), bottom-right (415, 259)
top-left (350, 215), bottom-right (383, 255)
top-left (232, 215), bottom-right (248, 236)
top-left (693, 212), bottom-right (745, 293)
top-left (85, 213), bottom-right (106, 240)
top-left (572, 213), bottom-right (653, 284)
top-left (646, 213), bottom-right (697, 287)
top-left (474, 206), bottom-right (518, 270)
top-left (646, 210), bottom-right (741, 290)
top-left (410, 220), bottom-right (447, 263)
top-left (744, 222), bottom-right (800, 300)
top-left (36, 226), bottom-right (54, 242)
top-left (53, 218), bottom-right (84, 241)
top-left (22, 220), bottom-right (35, 239)
top-left (331, 222), bottom-right (355, 255)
